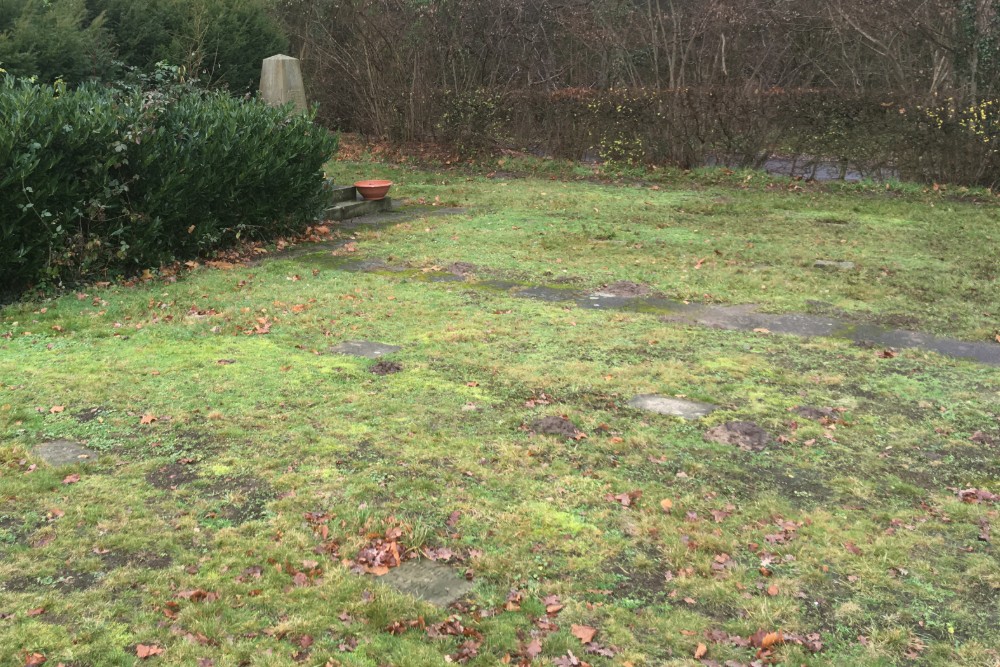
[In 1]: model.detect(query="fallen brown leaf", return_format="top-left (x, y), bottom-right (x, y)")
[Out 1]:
top-left (571, 624), bottom-right (597, 644)
top-left (136, 644), bottom-right (164, 659)
top-left (844, 541), bottom-right (863, 556)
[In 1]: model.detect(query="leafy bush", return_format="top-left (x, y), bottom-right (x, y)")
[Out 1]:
top-left (0, 0), bottom-right (115, 84)
top-left (0, 0), bottom-right (286, 91)
top-left (0, 74), bottom-right (338, 296)
top-left (86, 0), bottom-right (288, 92)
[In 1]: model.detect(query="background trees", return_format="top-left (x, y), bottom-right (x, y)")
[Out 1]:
top-left (0, 0), bottom-right (284, 91)
top-left (2, 0), bottom-right (998, 185)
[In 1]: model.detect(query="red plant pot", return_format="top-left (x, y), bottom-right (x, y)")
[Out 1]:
top-left (354, 180), bottom-right (393, 200)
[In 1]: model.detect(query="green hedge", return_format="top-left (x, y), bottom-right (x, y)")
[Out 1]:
top-left (1, 76), bottom-right (338, 296)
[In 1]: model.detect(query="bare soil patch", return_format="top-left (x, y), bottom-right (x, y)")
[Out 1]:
top-left (530, 416), bottom-right (583, 439)
top-left (448, 262), bottom-right (479, 277)
top-left (145, 462), bottom-right (201, 490)
top-left (74, 407), bottom-right (106, 423)
top-left (199, 476), bottom-right (274, 525)
top-left (370, 360), bottom-right (403, 375)
top-left (703, 421), bottom-right (772, 451)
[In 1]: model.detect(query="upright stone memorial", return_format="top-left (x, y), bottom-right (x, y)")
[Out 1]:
top-left (259, 54), bottom-right (307, 112)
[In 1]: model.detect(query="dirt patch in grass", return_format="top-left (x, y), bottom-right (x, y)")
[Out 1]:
top-left (99, 550), bottom-right (173, 571)
top-left (608, 548), bottom-right (669, 605)
top-left (530, 416), bottom-right (583, 439)
top-left (767, 468), bottom-right (836, 505)
top-left (338, 440), bottom-right (385, 467)
top-left (710, 461), bottom-right (835, 507)
top-left (596, 281), bottom-right (653, 297)
top-left (0, 513), bottom-right (38, 548)
top-left (174, 429), bottom-right (220, 452)
top-left (3, 570), bottom-right (100, 593)
top-left (145, 462), bottom-right (201, 490)
top-left (74, 406), bottom-right (106, 423)
top-left (703, 421), bottom-right (772, 451)
top-left (793, 406), bottom-right (840, 421)
top-left (199, 476), bottom-right (274, 525)
top-left (971, 430), bottom-right (999, 447)
top-left (448, 262), bottom-right (479, 277)
top-left (611, 567), bottom-right (668, 605)
top-left (370, 360), bottom-right (403, 375)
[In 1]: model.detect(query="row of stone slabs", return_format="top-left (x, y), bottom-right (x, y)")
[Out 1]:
top-left (322, 252), bottom-right (1000, 367)
top-left (30, 341), bottom-right (710, 608)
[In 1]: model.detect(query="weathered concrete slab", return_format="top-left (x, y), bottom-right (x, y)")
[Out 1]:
top-left (376, 560), bottom-right (474, 607)
top-left (329, 340), bottom-right (401, 359)
top-left (327, 185), bottom-right (357, 204)
top-left (326, 197), bottom-right (394, 222)
top-left (513, 286), bottom-right (583, 302)
top-left (581, 293), bottom-right (644, 310)
top-left (660, 305), bottom-right (1000, 366)
top-left (628, 395), bottom-right (717, 419)
top-left (813, 260), bottom-right (855, 270)
top-left (35, 440), bottom-right (98, 466)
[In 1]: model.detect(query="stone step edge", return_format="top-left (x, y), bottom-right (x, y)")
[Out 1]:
top-left (324, 197), bottom-right (393, 221)
top-left (328, 185), bottom-right (358, 204)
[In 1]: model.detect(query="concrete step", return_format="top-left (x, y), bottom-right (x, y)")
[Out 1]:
top-left (325, 197), bottom-right (393, 222)
top-left (328, 185), bottom-right (358, 204)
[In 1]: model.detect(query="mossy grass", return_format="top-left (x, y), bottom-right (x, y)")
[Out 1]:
top-left (1, 160), bottom-right (998, 665)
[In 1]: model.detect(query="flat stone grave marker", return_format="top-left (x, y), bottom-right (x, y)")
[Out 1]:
top-left (813, 260), bottom-right (855, 270)
top-left (628, 395), bottom-right (717, 419)
top-left (376, 560), bottom-right (474, 607)
top-left (513, 286), bottom-right (583, 302)
top-left (328, 341), bottom-right (401, 359)
top-left (35, 440), bottom-right (99, 466)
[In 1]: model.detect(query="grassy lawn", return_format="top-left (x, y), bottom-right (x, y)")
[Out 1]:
top-left (2, 160), bottom-right (999, 666)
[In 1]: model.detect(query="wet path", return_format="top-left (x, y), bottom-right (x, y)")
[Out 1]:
top-left (287, 212), bottom-right (1000, 367)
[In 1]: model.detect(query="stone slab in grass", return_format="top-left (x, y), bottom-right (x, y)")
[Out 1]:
top-left (813, 260), bottom-right (855, 270)
top-left (34, 440), bottom-right (99, 466)
top-left (628, 395), bottom-right (717, 419)
top-left (513, 286), bottom-right (584, 302)
top-left (376, 560), bottom-right (474, 608)
top-left (328, 340), bottom-right (401, 359)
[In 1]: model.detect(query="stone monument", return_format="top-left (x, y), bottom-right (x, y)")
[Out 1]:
top-left (259, 54), bottom-right (307, 112)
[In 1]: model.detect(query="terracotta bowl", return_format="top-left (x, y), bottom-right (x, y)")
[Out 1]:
top-left (354, 179), bottom-right (393, 200)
